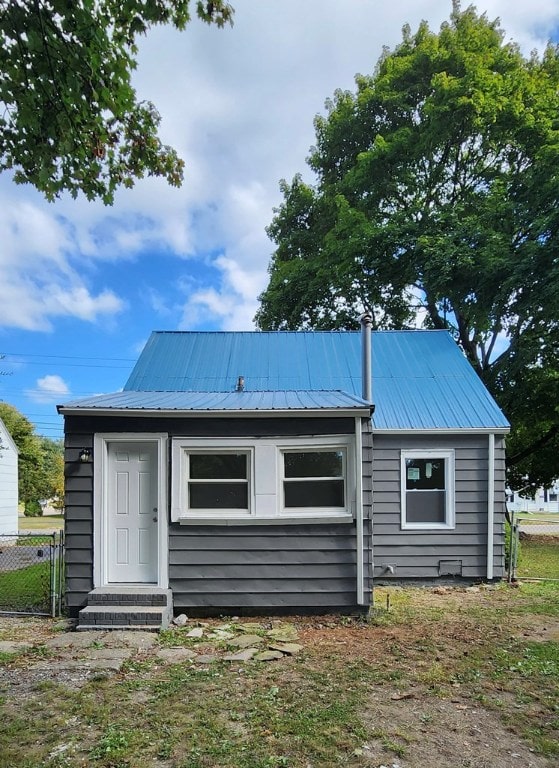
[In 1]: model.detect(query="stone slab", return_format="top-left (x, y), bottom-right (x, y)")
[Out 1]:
top-left (186, 627), bottom-right (204, 638)
top-left (227, 634), bottom-right (264, 649)
top-left (254, 650), bottom-right (284, 662)
top-left (269, 643), bottom-right (303, 656)
top-left (80, 649), bottom-right (133, 661)
top-left (101, 631), bottom-right (157, 649)
top-left (46, 632), bottom-right (107, 649)
top-left (156, 648), bottom-right (198, 663)
top-left (223, 648), bottom-right (259, 662)
top-left (194, 654), bottom-right (219, 664)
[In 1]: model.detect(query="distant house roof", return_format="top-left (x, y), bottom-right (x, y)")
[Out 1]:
top-left (0, 417), bottom-right (18, 454)
top-left (58, 330), bottom-right (510, 432)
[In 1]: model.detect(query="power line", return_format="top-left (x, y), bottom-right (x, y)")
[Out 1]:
top-left (0, 351), bottom-right (135, 362)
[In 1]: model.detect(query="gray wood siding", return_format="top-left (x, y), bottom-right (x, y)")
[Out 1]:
top-left (168, 521), bottom-right (371, 610)
top-left (63, 414), bottom-right (372, 614)
top-left (64, 435), bottom-right (94, 610)
top-left (372, 434), bottom-right (506, 581)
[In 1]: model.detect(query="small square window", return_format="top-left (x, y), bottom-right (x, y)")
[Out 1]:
top-left (282, 450), bottom-right (346, 510)
top-left (401, 450), bottom-right (455, 529)
top-left (187, 452), bottom-right (250, 513)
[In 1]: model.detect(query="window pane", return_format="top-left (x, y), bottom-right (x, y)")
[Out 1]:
top-left (284, 451), bottom-right (343, 478)
top-left (189, 482), bottom-right (248, 509)
top-left (284, 479), bottom-right (344, 508)
top-left (406, 490), bottom-right (446, 523)
top-left (405, 458), bottom-right (445, 490)
top-left (190, 453), bottom-right (247, 480)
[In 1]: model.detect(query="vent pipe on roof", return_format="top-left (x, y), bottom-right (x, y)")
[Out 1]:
top-left (236, 375), bottom-right (245, 392)
top-left (360, 313), bottom-right (372, 403)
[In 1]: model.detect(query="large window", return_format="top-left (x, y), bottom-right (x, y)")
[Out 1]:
top-left (401, 450), bottom-right (455, 529)
top-left (282, 450), bottom-right (346, 510)
top-left (171, 437), bottom-right (354, 522)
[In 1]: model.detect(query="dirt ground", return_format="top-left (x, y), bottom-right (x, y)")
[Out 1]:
top-left (1, 587), bottom-right (558, 768)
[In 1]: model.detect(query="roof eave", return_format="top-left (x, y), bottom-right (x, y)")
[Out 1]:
top-left (373, 427), bottom-right (510, 435)
top-left (58, 406), bottom-right (373, 418)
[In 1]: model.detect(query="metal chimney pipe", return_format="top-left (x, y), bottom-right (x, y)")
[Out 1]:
top-left (360, 313), bottom-right (372, 402)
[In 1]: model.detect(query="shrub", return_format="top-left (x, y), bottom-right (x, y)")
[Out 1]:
top-left (24, 499), bottom-right (43, 517)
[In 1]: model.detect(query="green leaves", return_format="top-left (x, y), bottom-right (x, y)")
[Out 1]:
top-left (0, 0), bottom-right (234, 203)
top-left (257, 4), bottom-right (559, 488)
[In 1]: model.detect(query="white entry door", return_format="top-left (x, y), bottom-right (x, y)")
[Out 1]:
top-left (107, 441), bottom-right (158, 583)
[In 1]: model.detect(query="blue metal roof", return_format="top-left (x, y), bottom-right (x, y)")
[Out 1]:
top-left (60, 330), bottom-right (509, 431)
top-left (60, 390), bottom-right (371, 413)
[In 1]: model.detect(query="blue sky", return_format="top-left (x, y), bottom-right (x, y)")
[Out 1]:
top-left (1, 0), bottom-right (558, 442)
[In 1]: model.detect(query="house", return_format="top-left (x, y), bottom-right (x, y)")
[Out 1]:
top-left (0, 417), bottom-right (19, 537)
top-left (507, 483), bottom-right (559, 514)
top-left (58, 323), bottom-right (510, 629)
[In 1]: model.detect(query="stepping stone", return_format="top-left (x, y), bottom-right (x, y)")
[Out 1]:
top-left (208, 630), bottom-right (235, 640)
top-left (267, 625), bottom-right (299, 642)
top-left (269, 643), bottom-right (303, 656)
top-left (253, 650), bottom-right (284, 662)
top-left (238, 622), bottom-right (264, 633)
top-left (173, 614), bottom-right (189, 626)
top-left (46, 632), bottom-right (106, 649)
top-left (156, 648), bottom-right (197, 663)
top-left (45, 631), bottom-right (107, 648)
top-left (194, 654), bottom-right (219, 664)
top-left (227, 634), bottom-right (264, 649)
top-left (80, 648), bottom-right (133, 661)
top-left (186, 627), bottom-right (204, 638)
top-left (103, 631), bottom-right (157, 649)
top-left (223, 648), bottom-right (259, 662)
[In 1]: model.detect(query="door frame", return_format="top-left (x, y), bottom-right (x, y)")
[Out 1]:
top-left (93, 433), bottom-right (168, 588)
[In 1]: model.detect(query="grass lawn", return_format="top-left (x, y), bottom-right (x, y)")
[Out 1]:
top-left (517, 536), bottom-right (559, 580)
top-left (0, 560), bottom-right (52, 613)
top-left (18, 514), bottom-right (64, 532)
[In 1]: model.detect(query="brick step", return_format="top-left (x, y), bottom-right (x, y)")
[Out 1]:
top-left (78, 605), bottom-right (168, 629)
top-left (87, 587), bottom-right (169, 607)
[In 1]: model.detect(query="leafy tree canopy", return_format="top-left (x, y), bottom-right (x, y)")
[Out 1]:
top-left (0, 0), bottom-right (234, 204)
top-left (256, 2), bottom-right (559, 491)
top-left (0, 402), bottom-right (64, 507)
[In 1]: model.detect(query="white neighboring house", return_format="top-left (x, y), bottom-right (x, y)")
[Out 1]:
top-left (507, 481), bottom-right (559, 514)
top-left (0, 417), bottom-right (19, 535)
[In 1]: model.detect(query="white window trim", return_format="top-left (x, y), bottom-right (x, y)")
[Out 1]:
top-left (171, 436), bottom-right (355, 523)
top-left (93, 433), bottom-right (169, 589)
top-left (400, 449), bottom-right (455, 530)
top-left (180, 447), bottom-right (253, 518)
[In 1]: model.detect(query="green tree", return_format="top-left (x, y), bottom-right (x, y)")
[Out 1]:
top-left (38, 436), bottom-right (64, 510)
top-left (256, 3), bottom-right (559, 491)
top-left (0, 0), bottom-right (234, 204)
top-left (0, 402), bottom-right (64, 511)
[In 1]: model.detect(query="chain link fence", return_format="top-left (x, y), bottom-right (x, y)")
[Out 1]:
top-left (508, 512), bottom-right (559, 582)
top-left (0, 532), bottom-right (64, 616)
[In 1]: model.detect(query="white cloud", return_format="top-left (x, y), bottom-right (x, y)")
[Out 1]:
top-left (26, 374), bottom-right (70, 403)
top-left (0, 0), bottom-right (558, 333)
top-left (0, 193), bottom-right (125, 330)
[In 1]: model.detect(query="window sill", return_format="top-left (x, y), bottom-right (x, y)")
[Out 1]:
top-left (401, 523), bottom-right (455, 531)
top-left (176, 514), bottom-right (354, 526)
